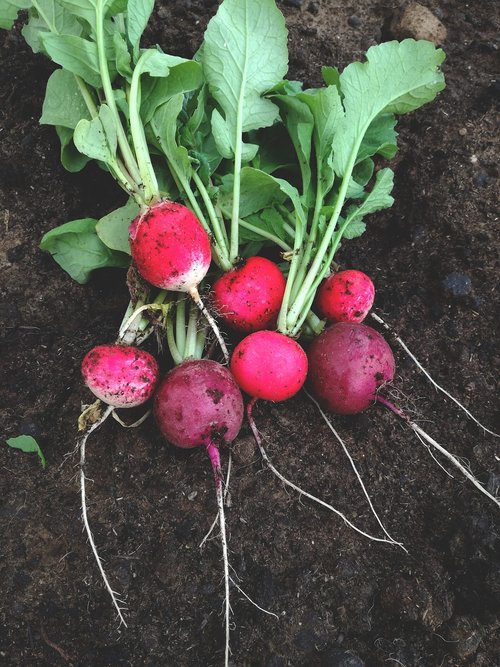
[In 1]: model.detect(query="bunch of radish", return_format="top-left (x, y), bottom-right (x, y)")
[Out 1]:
top-left (3, 0), bottom-right (498, 663)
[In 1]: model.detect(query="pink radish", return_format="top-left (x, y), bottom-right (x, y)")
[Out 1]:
top-left (315, 270), bottom-right (375, 324)
top-left (154, 358), bottom-right (244, 666)
top-left (129, 200), bottom-right (228, 361)
top-left (82, 344), bottom-right (159, 408)
top-left (129, 201), bottom-right (211, 293)
top-left (211, 256), bottom-right (286, 333)
top-left (230, 330), bottom-right (308, 402)
top-left (79, 343), bottom-right (159, 628)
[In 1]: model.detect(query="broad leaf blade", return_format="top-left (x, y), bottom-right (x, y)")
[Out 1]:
top-left (334, 39), bottom-right (445, 176)
top-left (127, 0), bottom-right (154, 60)
top-left (96, 199), bottom-right (139, 254)
top-left (40, 69), bottom-right (91, 129)
top-left (202, 0), bottom-right (288, 158)
top-left (0, 0), bottom-right (31, 30)
top-left (40, 218), bottom-right (129, 283)
top-left (41, 33), bottom-right (102, 87)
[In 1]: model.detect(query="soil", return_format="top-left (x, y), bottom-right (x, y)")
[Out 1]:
top-left (1, 1), bottom-right (499, 666)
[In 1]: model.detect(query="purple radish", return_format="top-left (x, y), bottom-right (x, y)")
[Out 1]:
top-left (154, 359), bottom-right (244, 665)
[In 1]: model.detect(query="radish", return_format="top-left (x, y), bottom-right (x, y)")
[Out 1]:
top-left (78, 343), bottom-right (160, 626)
top-left (129, 201), bottom-right (228, 361)
top-left (154, 359), bottom-right (244, 666)
top-left (308, 322), bottom-right (500, 508)
top-left (82, 345), bottom-right (159, 408)
top-left (230, 330), bottom-right (308, 402)
top-left (308, 322), bottom-right (394, 415)
top-left (315, 270), bottom-right (375, 324)
top-left (211, 256), bottom-right (286, 333)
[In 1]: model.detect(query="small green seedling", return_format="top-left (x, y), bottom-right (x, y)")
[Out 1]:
top-left (5, 435), bottom-right (46, 467)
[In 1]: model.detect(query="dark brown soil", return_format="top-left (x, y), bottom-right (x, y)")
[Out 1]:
top-left (1, 2), bottom-right (499, 666)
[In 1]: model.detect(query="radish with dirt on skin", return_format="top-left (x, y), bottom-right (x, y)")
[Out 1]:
top-left (315, 269), bottom-right (375, 324)
top-left (154, 355), bottom-right (244, 667)
top-left (211, 256), bottom-right (286, 333)
top-left (308, 322), bottom-right (500, 508)
top-left (79, 343), bottom-right (161, 626)
top-left (129, 200), bottom-right (229, 361)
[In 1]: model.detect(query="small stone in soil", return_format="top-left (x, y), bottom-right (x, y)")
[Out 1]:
top-left (307, 1), bottom-right (319, 15)
top-left (390, 2), bottom-right (447, 45)
top-left (284, 0), bottom-right (304, 7)
top-left (443, 272), bottom-right (472, 297)
top-left (347, 15), bottom-right (361, 28)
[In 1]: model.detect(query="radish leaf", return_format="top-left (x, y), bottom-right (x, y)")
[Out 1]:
top-left (202, 0), bottom-right (288, 159)
top-left (40, 218), bottom-right (129, 283)
top-left (6, 435), bottom-right (46, 467)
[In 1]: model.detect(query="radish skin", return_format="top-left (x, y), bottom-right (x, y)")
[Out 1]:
top-left (308, 322), bottom-right (395, 415)
top-left (154, 359), bottom-right (244, 666)
top-left (129, 201), bottom-right (211, 293)
top-left (231, 331), bottom-right (308, 402)
top-left (316, 270), bottom-right (375, 324)
top-left (82, 345), bottom-right (159, 408)
top-left (212, 256), bottom-right (286, 333)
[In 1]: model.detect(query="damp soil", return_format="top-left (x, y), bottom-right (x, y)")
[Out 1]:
top-left (1, 2), bottom-right (499, 666)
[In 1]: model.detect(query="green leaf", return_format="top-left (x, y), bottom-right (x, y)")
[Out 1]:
top-left (321, 65), bottom-right (341, 89)
top-left (6, 435), bottom-right (46, 467)
top-left (357, 113), bottom-right (398, 163)
top-left (342, 220), bottom-right (366, 240)
top-left (220, 167), bottom-right (287, 218)
top-left (346, 167), bottom-right (395, 222)
top-left (333, 39), bottom-right (446, 177)
top-left (298, 85), bottom-right (343, 195)
top-left (0, 0), bottom-right (30, 30)
top-left (240, 207), bottom-right (286, 242)
top-left (273, 94), bottom-right (313, 195)
top-left (151, 93), bottom-right (192, 183)
top-left (40, 217), bottom-right (130, 283)
top-left (40, 69), bottom-right (91, 129)
top-left (56, 125), bottom-right (91, 171)
top-left (202, 0), bottom-right (288, 159)
top-left (113, 31), bottom-right (133, 80)
top-left (74, 104), bottom-right (117, 163)
top-left (96, 199), bottom-right (139, 253)
top-left (21, 0), bottom-right (84, 54)
top-left (127, 0), bottom-right (154, 60)
top-left (41, 32), bottom-right (103, 87)
top-left (141, 58), bottom-right (203, 123)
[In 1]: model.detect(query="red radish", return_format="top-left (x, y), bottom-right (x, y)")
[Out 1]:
top-left (154, 359), bottom-right (244, 448)
top-left (308, 322), bottom-right (394, 415)
top-left (154, 358), bottom-right (244, 666)
top-left (129, 201), bottom-right (211, 293)
top-left (231, 330), bottom-right (308, 402)
top-left (82, 344), bottom-right (159, 408)
top-left (316, 270), bottom-right (375, 324)
top-left (211, 256), bottom-right (286, 332)
top-left (129, 200), bottom-right (228, 361)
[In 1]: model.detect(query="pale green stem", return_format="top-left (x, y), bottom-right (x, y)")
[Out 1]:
top-left (129, 51), bottom-right (160, 203)
top-left (166, 315), bottom-right (183, 366)
top-left (95, 0), bottom-right (142, 189)
top-left (238, 219), bottom-right (292, 252)
top-left (192, 171), bottom-right (231, 265)
top-left (184, 303), bottom-right (199, 359)
top-left (285, 139), bottom-right (362, 331)
top-left (175, 297), bottom-right (187, 358)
